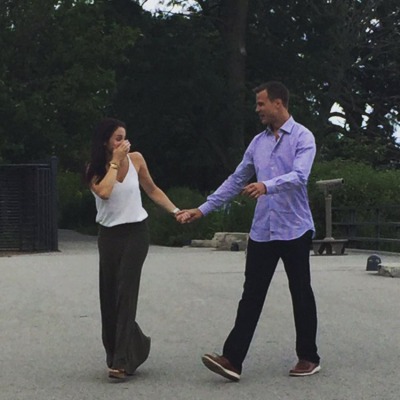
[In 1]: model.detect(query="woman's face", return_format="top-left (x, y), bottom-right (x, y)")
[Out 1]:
top-left (106, 127), bottom-right (126, 152)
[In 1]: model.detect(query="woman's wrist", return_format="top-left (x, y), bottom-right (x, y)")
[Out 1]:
top-left (109, 161), bottom-right (120, 170)
top-left (171, 207), bottom-right (180, 215)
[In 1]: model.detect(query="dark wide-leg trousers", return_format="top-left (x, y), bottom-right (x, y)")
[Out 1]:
top-left (98, 221), bottom-right (151, 374)
top-left (223, 230), bottom-right (320, 372)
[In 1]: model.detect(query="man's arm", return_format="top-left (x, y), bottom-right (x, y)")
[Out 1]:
top-left (198, 145), bottom-right (256, 216)
top-left (177, 142), bottom-right (256, 223)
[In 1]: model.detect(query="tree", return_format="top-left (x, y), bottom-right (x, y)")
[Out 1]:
top-left (246, 0), bottom-right (400, 165)
top-left (0, 0), bottom-right (139, 169)
top-left (152, 0), bottom-right (250, 172)
top-left (196, 0), bottom-right (249, 169)
top-left (2, 0), bottom-right (399, 191)
top-left (112, 10), bottom-right (233, 189)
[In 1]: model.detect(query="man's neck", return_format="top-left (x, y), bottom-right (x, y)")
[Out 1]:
top-left (270, 113), bottom-right (290, 135)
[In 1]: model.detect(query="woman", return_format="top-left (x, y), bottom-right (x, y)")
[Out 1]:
top-left (85, 118), bottom-right (182, 380)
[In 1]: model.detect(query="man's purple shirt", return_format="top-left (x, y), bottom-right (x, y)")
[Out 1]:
top-left (198, 116), bottom-right (316, 242)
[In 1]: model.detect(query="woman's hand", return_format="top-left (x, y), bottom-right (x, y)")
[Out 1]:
top-left (112, 140), bottom-right (131, 164)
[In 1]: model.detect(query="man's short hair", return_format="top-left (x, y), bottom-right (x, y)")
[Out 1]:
top-left (253, 81), bottom-right (289, 109)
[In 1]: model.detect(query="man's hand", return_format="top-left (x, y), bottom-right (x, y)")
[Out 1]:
top-left (241, 182), bottom-right (267, 199)
top-left (176, 208), bottom-right (203, 224)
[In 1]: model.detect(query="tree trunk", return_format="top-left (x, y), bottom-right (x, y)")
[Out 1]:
top-left (198, 0), bottom-right (249, 172)
top-left (217, 0), bottom-right (249, 170)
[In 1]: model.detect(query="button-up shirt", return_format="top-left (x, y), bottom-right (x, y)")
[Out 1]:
top-left (198, 116), bottom-right (316, 242)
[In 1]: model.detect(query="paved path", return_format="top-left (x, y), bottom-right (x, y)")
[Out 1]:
top-left (1, 230), bottom-right (399, 400)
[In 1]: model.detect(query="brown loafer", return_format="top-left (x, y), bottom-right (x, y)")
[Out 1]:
top-left (201, 353), bottom-right (241, 382)
top-left (289, 360), bottom-right (321, 376)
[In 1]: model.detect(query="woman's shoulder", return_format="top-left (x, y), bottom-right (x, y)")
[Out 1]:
top-left (128, 152), bottom-right (147, 172)
top-left (129, 151), bottom-right (144, 159)
top-left (129, 151), bottom-right (145, 164)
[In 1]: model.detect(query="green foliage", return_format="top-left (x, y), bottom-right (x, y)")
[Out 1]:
top-left (57, 162), bottom-right (400, 249)
top-left (216, 196), bottom-right (255, 233)
top-left (310, 160), bottom-right (400, 207)
top-left (309, 160), bottom-right (400, 240)
top-left (143, 187), bottom-right (208, 246)
top-left (246, 0), bottom-right (400, 166)
top-left (2, 0), bottom-right (400, 184)
top-left (57, 171), bottom-right (97, 233)
top-left (0, 0), bottom-right (139, 170)
top-left (2, 0), bottom-right (400, 251)
top-left (112, 12), bottom-right (235, 191)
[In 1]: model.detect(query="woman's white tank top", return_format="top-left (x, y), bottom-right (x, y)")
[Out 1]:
top-left (93, 155), bottom-right (148, 227)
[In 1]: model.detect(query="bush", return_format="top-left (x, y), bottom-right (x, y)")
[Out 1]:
top-left (57, 171), bottom-right (97, 234)
top-left (308, 160), bottom-right (400, 243)
top-left (57, 161), bottom-right (400, 249)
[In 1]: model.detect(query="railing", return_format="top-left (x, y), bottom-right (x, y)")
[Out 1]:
top-left (332, 205), bottom-right (400, 252)
top-left (0, 157), bottom-right (58, 252)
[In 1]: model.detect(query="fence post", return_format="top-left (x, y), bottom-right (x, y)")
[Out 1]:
top-left (49, 156), bottom-right (59, 251)
top-left (375, 207), bottom-right (380, 251)
top-left (349, 209), bottom-right (356, 239)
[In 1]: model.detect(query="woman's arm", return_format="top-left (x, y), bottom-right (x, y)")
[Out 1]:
top-left (90, 164), bottom-right (118, 200)
top-left (132, 152), bottom-right (179, 215)
top-left (91, 140), bottom-right (130, 199)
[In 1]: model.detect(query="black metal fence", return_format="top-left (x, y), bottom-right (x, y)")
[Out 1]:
top-left (332, 205), bottom-right (400, 252)
top-left (0, 157), bottom-right (58, 252)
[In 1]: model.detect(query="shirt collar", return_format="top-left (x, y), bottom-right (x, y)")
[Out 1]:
top-left (265, 115), bottom-right (294, 136)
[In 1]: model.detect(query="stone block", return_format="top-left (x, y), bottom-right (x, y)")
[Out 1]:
top-left (190, 239), bottom-right (217, 248)
top-left (377, 263), bottom-right (400, 278)
top-left (189, 232), bottom-right (248, 251)
top-left (213, 232), bottom-right (249, 251)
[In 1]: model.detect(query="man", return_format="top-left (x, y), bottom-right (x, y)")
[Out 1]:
top-left (178, 81), bottom-right (320, 381)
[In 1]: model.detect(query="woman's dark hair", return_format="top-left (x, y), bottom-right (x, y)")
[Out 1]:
top-left (85, 118), bottom-right (126, 185)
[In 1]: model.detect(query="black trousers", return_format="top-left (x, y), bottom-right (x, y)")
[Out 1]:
top-left (98, 221), bottom-right (151, 373)
top-left (223, 230), bottom-right (320, 372)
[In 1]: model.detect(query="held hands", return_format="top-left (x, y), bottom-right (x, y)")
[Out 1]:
top-left (241, 182), bottom-right (266, 199)
top-left (175, 209), bottom-right (203, 224)
top-left (173, 183), bottom-right (265, 226)
top-left (172, 183), bottom-right (265, 226)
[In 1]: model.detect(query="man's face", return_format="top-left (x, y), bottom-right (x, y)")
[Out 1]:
top-left (255, 90), bottom-right (279, 126)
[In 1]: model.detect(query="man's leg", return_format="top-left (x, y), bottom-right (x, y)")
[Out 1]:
top-left (221, 239), bottom-right (280, 372)
top-left (281, 231), bottom-right (320, 367)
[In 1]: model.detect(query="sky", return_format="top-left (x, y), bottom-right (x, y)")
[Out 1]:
top-left (141, 0), bottom-right (162, 11)
top-left (141, 0), bottom-right (181, 13)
